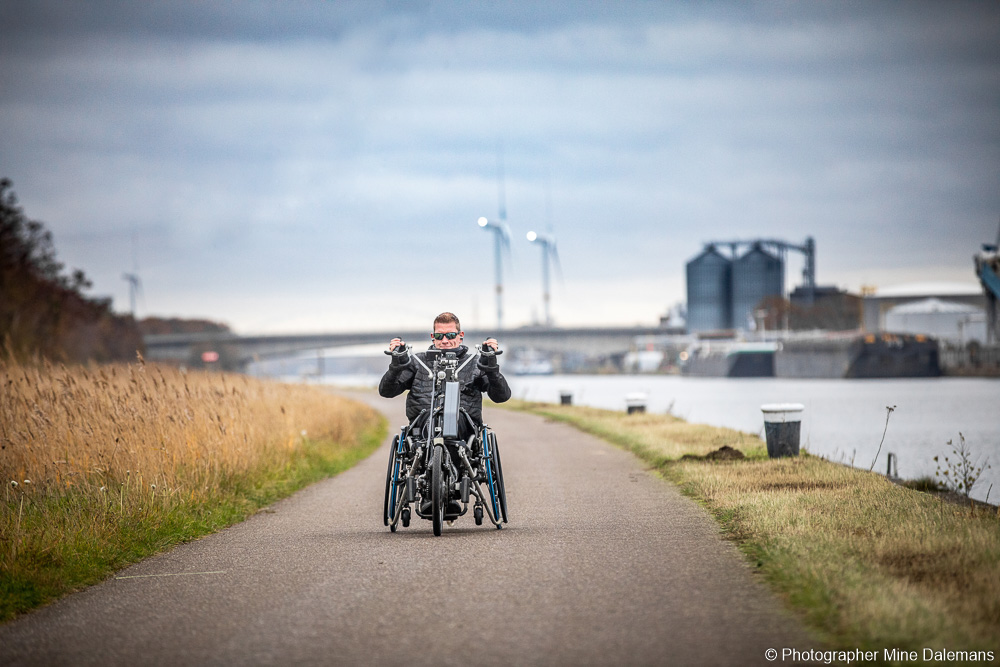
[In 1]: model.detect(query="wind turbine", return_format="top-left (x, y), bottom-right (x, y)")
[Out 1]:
top-left (526, 229), bottom-right (560, 327)
top-left (122, 272), bottom-right (142, 318)
top-left (478, 216), bottom-right (511, 330)
top-left (477, 147), bottom-right (512, 330)
top-left (122, 228), bottom-right (142, 318)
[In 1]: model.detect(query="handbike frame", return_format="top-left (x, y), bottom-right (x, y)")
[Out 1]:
top-left (384, 344), bottom-right (507, 534)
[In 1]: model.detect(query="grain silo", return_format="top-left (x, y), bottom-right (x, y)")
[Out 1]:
top-left (731, 243), bottom-right (783, 330)
top-left (686, 245), bottom-right (732, 332)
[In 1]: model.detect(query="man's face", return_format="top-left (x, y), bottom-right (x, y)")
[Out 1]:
top-left (432, 321), bottom-right (463, 350)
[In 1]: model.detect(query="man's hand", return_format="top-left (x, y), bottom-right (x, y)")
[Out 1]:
top-left (483, 338), bottom-right (499, 352)
top-left (389, 338), bottom-right (405, 352)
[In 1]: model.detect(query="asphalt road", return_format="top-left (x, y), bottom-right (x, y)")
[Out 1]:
top-left (0, 392), bottom-right (820, 666)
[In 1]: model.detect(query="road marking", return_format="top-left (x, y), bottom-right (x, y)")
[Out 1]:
top-left (115, 570), bottom-right (227, 580)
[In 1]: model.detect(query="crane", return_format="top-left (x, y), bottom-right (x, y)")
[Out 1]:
top-left (975, 219), bottom-right (1000, 343)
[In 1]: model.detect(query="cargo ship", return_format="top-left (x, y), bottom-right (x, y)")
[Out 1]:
top-left (681, 332), bottom-right (941, 378)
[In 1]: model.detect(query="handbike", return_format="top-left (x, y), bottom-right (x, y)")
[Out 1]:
top-left (382, 344), bottom-right (508, 536)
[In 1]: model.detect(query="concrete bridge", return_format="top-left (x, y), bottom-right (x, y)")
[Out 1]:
top-left (143, 325), bottom-right (681, 370)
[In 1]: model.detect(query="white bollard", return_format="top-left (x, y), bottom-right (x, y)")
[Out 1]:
top-left (625, 392), bottom-right (648, 414)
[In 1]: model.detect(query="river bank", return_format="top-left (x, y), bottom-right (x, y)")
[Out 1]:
top-left (503, 374), bottom-right (1000, 505)
top-left (317, 373), bottom-right (1000, 504)
top-left (506, 400), bottom-right (1000, 662)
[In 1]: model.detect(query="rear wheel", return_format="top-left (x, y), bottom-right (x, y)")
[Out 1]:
top-left (431, 445), bottom-right (445, 536)
top-left (489, 433), bottom-right (509, 524)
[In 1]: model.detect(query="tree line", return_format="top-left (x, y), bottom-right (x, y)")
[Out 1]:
top-left (1, 178), bottom-right (144, 362)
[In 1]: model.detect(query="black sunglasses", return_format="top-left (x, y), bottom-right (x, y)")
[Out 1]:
top-left (432, 332), bottom-right (460, 340)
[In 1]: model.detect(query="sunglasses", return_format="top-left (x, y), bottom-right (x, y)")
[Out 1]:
top-left (432, 332), bottom-right (461, 340)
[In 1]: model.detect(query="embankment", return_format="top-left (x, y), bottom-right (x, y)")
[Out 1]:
top-left (508, 400), bottom-right (1000, 660)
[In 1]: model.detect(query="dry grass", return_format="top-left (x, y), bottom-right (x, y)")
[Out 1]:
top-left (1, 357), bottom-right (384, 620)
top-left (511, 400), bottom-right (1000, 656)
top-left (504, 401), bottom-right (760, 463)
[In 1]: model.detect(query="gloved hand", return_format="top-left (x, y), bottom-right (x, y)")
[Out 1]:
top-left (477, 347), bottom-right (499, 372)
top-left (390, 346), bottom-right (411, 367)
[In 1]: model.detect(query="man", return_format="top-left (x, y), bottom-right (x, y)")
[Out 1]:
top-left (379, 312), bottom-right (511, 433)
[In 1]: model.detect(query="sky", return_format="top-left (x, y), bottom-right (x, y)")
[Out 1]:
top-left (2, 0), bottom-right (998, 334)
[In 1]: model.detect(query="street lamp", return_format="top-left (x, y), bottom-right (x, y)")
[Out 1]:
top-left (478, 217), bottom-right (511, 330)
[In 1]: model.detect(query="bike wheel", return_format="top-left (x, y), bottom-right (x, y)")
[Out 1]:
top-left (489, 433), bottom-right (509, 524)
top-left (431, 445), bottom-right (444, 536)
top-left (383, 435), bottom-right (400, 530)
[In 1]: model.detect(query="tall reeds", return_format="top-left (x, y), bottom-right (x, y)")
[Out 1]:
top-left (1, 356), bottom-right (383, 620)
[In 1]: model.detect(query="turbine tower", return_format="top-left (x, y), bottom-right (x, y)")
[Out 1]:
top-left (526, 230), bottom-right (559, 327)
top-left (121, 273), bottom-right (141, 317)
top-left (122, 229), bottom-right (142, 318)
top-left (477, 147), bottom-right (511, 330)
top-left (478, 216), bottom-right (511, 330)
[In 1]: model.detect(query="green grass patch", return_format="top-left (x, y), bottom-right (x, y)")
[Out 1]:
top-left (0, 417), bottom-right (385, 623)
top-left (507, 399), bottom-right (1000, 661)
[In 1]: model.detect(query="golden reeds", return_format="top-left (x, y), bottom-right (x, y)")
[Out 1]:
top-left (1, 357), bottom-right (383, 619)
top-left (1, 357), bottom-right (375, 500)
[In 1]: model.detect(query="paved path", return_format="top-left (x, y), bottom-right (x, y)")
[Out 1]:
top-left (0, 392), bottom-right (819, 666)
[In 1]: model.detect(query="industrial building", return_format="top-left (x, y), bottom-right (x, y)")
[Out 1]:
top-left (685, 245), bottom-right (731, 332)
top-left (731, 244), bottom-right (783, 330)
top-left (883, 298), bottom-right (986, 344)
top-left (860, 282), bottom-right (985, 335)
top-left (685, 238), bottom-right (815, 333)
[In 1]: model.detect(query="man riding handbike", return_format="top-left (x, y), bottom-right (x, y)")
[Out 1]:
top-left (379, 312), bottom-right (511, 535)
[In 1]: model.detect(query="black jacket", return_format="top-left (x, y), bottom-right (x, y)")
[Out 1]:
top-left (378, 345), bottom-right (511, 426)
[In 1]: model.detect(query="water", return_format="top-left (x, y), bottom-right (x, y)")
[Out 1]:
top-left (319, 372), bottom-right (1000, 505)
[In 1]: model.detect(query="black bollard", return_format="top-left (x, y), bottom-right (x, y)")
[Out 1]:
top-left (761, 403), bottom-right (804, 458)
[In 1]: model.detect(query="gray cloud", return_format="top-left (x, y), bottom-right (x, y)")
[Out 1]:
top-left (1, 1), bottom-right (997, 331)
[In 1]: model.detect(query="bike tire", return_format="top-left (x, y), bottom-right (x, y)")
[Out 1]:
top-left (383, 435), bottom-right (399, 527)
top-left (490, 433), bottom-right (509, 524)
top-left (431, 445), bottom-right (444, 536)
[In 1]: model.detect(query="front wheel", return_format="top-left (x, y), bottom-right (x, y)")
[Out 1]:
top-left (383, 435), bottom-right (400, 528)
top-left (431, 445), bottom-right (445, 536)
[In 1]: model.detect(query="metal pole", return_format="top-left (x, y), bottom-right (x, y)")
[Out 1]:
top-left (542, 243), bottom-right (551, 326)
top-left (494, 231), bottom-right (504, 330)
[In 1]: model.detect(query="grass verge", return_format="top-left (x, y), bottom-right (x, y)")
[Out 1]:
top-left (507, 399), bottom-right (1000, 662)
top-left (1, 359), bottom-right (386, 622)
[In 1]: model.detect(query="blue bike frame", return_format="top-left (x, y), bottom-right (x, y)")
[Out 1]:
top-left (481, 425), bottom-right (502, 526)
top-left (388, 425), bottom-right (407, 520)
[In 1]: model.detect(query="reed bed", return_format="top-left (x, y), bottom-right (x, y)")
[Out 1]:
top-left (510, 400), bottom-right (1000, 660)
top-left (1, 357), bottom-right (384, 621)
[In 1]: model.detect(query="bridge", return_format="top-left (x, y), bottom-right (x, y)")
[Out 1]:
top-left (142, 325), bottom-right (682, 370)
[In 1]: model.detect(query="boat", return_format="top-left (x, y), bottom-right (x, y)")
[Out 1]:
top-left (681, 332), bottom-right (941, 378)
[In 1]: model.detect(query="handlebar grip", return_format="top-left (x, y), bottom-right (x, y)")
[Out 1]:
top-left (385, 342), bottom-right (408, 356)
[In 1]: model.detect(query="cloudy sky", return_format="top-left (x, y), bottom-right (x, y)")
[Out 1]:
top-left (2, 1), bottom-right (998, 333)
